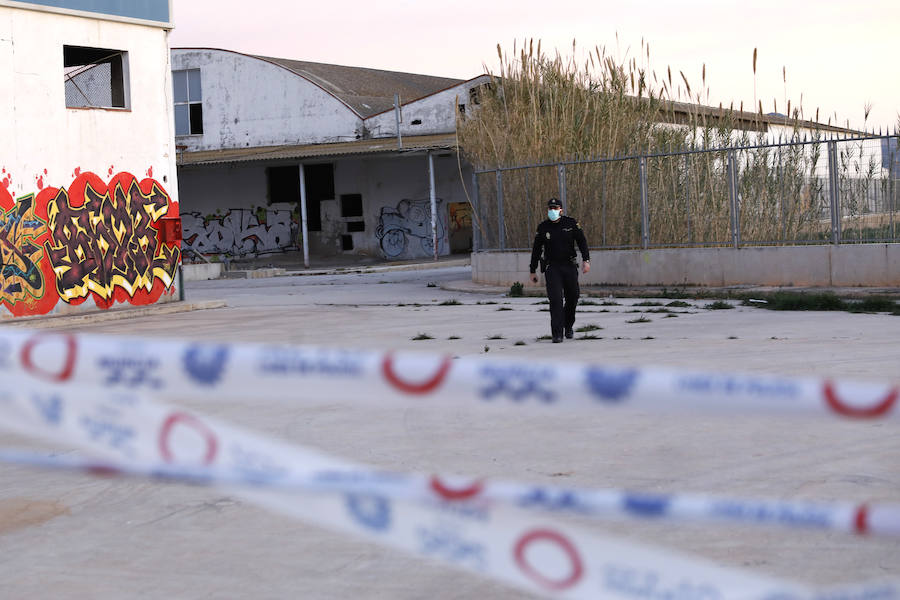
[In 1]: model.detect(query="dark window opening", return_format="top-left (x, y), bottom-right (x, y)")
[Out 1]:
top-left (458, 104), bottom-right (466, 115)
top-left (341, 235), bottom-right (354, 251)
top-left (340, 194), bottom-right (363, 218)
top-left (303, 163), bottom-right (334, 232)
top-left (173, 69), bottom-right (203, 135)
top-left (64, 45), bottom-right (129, 109)
top-left (346, 221), bottom-right (365, 232)
top-left (267, 165), bottom-right (300, 205)
top-left (411, 119), bottom-right (422, 125)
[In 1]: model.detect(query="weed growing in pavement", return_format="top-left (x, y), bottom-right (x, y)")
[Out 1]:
top-left (626, 316), bottom-right (652, 323)
top-left (439, 299), bottom-right (462, 306)
top-left (577, 334), bottom-right (603, 340)
top-left (426, 282), bottom-right (437, 288)
top-left (634, 301), bottom-right (664, 306)
top-left (849, 296), bottom-right (899, 313)
top-left (705, 301), bottom-right (734, 310)
top-left (483, 345), bottom-right (490, 352)
top-left (643, 308), bottom-right (674, 314)
top-left (575, 324), bottom-right (603, 332)
top-left (579, 299), bottom-right (602, 306)
top-left (663, 314), bottom-right (679, 318)
top-left (509, 282), bottom-right (524, 297)
top-left (665, 300), bottom-right (693, 308)
top-left (600, 300), bottom-right (622, 306)
top-left (641, 336), bottom-right (655, 340)
top-left (536, 335), bottom-right (552, 341)
top-left (448, 335), bottom-right (461, 340)
top-left (514, 340), bottom-right (527, 346)
top-left (496, 307), bottom-right (513, 311)
top-left (477, 301), bottom-right (498, 305)
top-left (533, 300), bottom-right (550, 305)
top-left (486, 334), bottom-right (505, 340)
top-left (728, 336), bottom-right (739, 339)
top-left (412, 333), bottom-right (434, 340)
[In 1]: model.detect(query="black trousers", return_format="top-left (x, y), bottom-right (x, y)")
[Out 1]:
top-left (544, 262), bottom-right (579, 338)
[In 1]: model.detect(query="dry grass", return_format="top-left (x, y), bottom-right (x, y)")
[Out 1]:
top-left (459, 40), bottom-right (897, 249)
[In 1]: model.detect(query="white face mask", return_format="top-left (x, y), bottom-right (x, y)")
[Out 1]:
top-left (547, 209), bottom-right (561, 221)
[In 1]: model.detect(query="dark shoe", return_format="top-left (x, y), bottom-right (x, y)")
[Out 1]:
top-left (552, 335), bottom-right (563, 343)
top-left (565, 328), bottom-right (574, 339)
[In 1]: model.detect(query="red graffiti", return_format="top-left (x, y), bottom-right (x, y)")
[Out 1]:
top-left (381, 353), bottom-right (453, 394)
top-left (1, 171), bottom-right (180, 317)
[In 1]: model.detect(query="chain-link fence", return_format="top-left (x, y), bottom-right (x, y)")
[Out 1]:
top-left (472, 135), bottom-right (899, 250)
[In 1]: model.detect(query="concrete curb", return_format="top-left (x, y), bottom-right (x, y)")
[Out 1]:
top-left (439, 279), bottom-right (900, 300)
top-left (281, 258), bottom-right (471, 277)
top-left (0, 300), bottom-right (228, 329)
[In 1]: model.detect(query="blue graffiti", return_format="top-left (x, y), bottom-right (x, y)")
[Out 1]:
top-left (622, 493), bottom-right (671, 517)
top-left (345, 494), bottom-right (392, 532)
top-left (479, 365), bottom-right (556, 403)
top-left (585, 367), bottom-right (639, 402)
top-left (31, 393), bottom-right (63, 425)
top-left (183, 344), bottom-right (230, 385)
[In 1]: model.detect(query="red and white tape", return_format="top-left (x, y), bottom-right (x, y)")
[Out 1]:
top-left (1, 328), bottom-right (898, 598)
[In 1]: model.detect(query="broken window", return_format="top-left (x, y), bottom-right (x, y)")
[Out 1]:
top-left (173, 69), bottom-right (203, 135)
top-left (64, 45), bottom-right (129, 109)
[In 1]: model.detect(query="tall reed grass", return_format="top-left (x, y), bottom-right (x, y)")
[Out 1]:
top-left (458, 41), bottom-right (895, 249)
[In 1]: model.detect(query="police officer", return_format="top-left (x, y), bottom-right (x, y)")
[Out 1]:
top-left (529, 198), bottom-right (591, 343)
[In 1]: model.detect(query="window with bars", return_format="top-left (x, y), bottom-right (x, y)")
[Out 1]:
top-left (64, 45), bottom-right (130, 109)
top-left (173, 69), bottom-right (203, 135)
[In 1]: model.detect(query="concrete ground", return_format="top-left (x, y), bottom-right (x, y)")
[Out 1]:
top-left (1, 263), bottom-right (898, 598)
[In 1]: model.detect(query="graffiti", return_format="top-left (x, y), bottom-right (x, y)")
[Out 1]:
top-left (0, 193), bottom-right (46, 307)
top-left (375, 198), bottom-right (446, 259)
top-left (181, 209), bottom-right (296, 259)
top-left (45, 173), bottom-right (180, 306)
top-left (0, 171), bottom-right (181, 317)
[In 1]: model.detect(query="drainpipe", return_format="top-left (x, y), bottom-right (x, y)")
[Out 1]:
top-left (299, 164), bottom-right (310, 268)
top-left (428, 151), bottom-right (438, 261)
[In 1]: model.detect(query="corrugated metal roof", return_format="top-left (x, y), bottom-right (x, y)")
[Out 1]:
top-left (177, 133), bottom-right (458, 166)
top-left (254, 55), bottom-right (464, 118)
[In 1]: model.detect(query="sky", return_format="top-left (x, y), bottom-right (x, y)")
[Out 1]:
top-left (168, 0), bottom-right (899, 132)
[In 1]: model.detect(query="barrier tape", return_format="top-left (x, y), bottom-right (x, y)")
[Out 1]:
top-left (2, 447), bottom-right (898, 539)
top-left (1, 328), bottom-right (898, 598)
top-left (1, 328), bottom-right (898, 421)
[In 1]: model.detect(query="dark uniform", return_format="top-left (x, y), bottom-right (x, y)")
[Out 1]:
top-left (529, 204), bottom-right (590, 343)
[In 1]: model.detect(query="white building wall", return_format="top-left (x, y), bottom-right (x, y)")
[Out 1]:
top-left (365, 76), bottom-right (491, 138)
top-left (171, 49), bottom-right (363, 152)
top-left (1, 6), bottom-right (177, 196)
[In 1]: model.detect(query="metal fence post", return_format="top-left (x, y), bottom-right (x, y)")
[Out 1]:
top-left (683, 154), bottom-right (692, 243)
top-left (496, 170), bottom-right (505, 250)
top-left (601, 162), bottom-right (607, 247)
top-left (471, 171), bottom-right (481, 252)
top-left (639, 156), bottom-right (649, 249)
top-left (827, 141), bottom-right (841, 245)
top-left (557, 164), bottom-right (567, 211)
top-left (727, 150), bottom-right (740, 248)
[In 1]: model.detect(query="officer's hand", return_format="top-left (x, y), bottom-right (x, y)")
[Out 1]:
top-left (582, 261), bottom-right (591, 274)
top-left (530, 273), bottom-right (538, 283)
